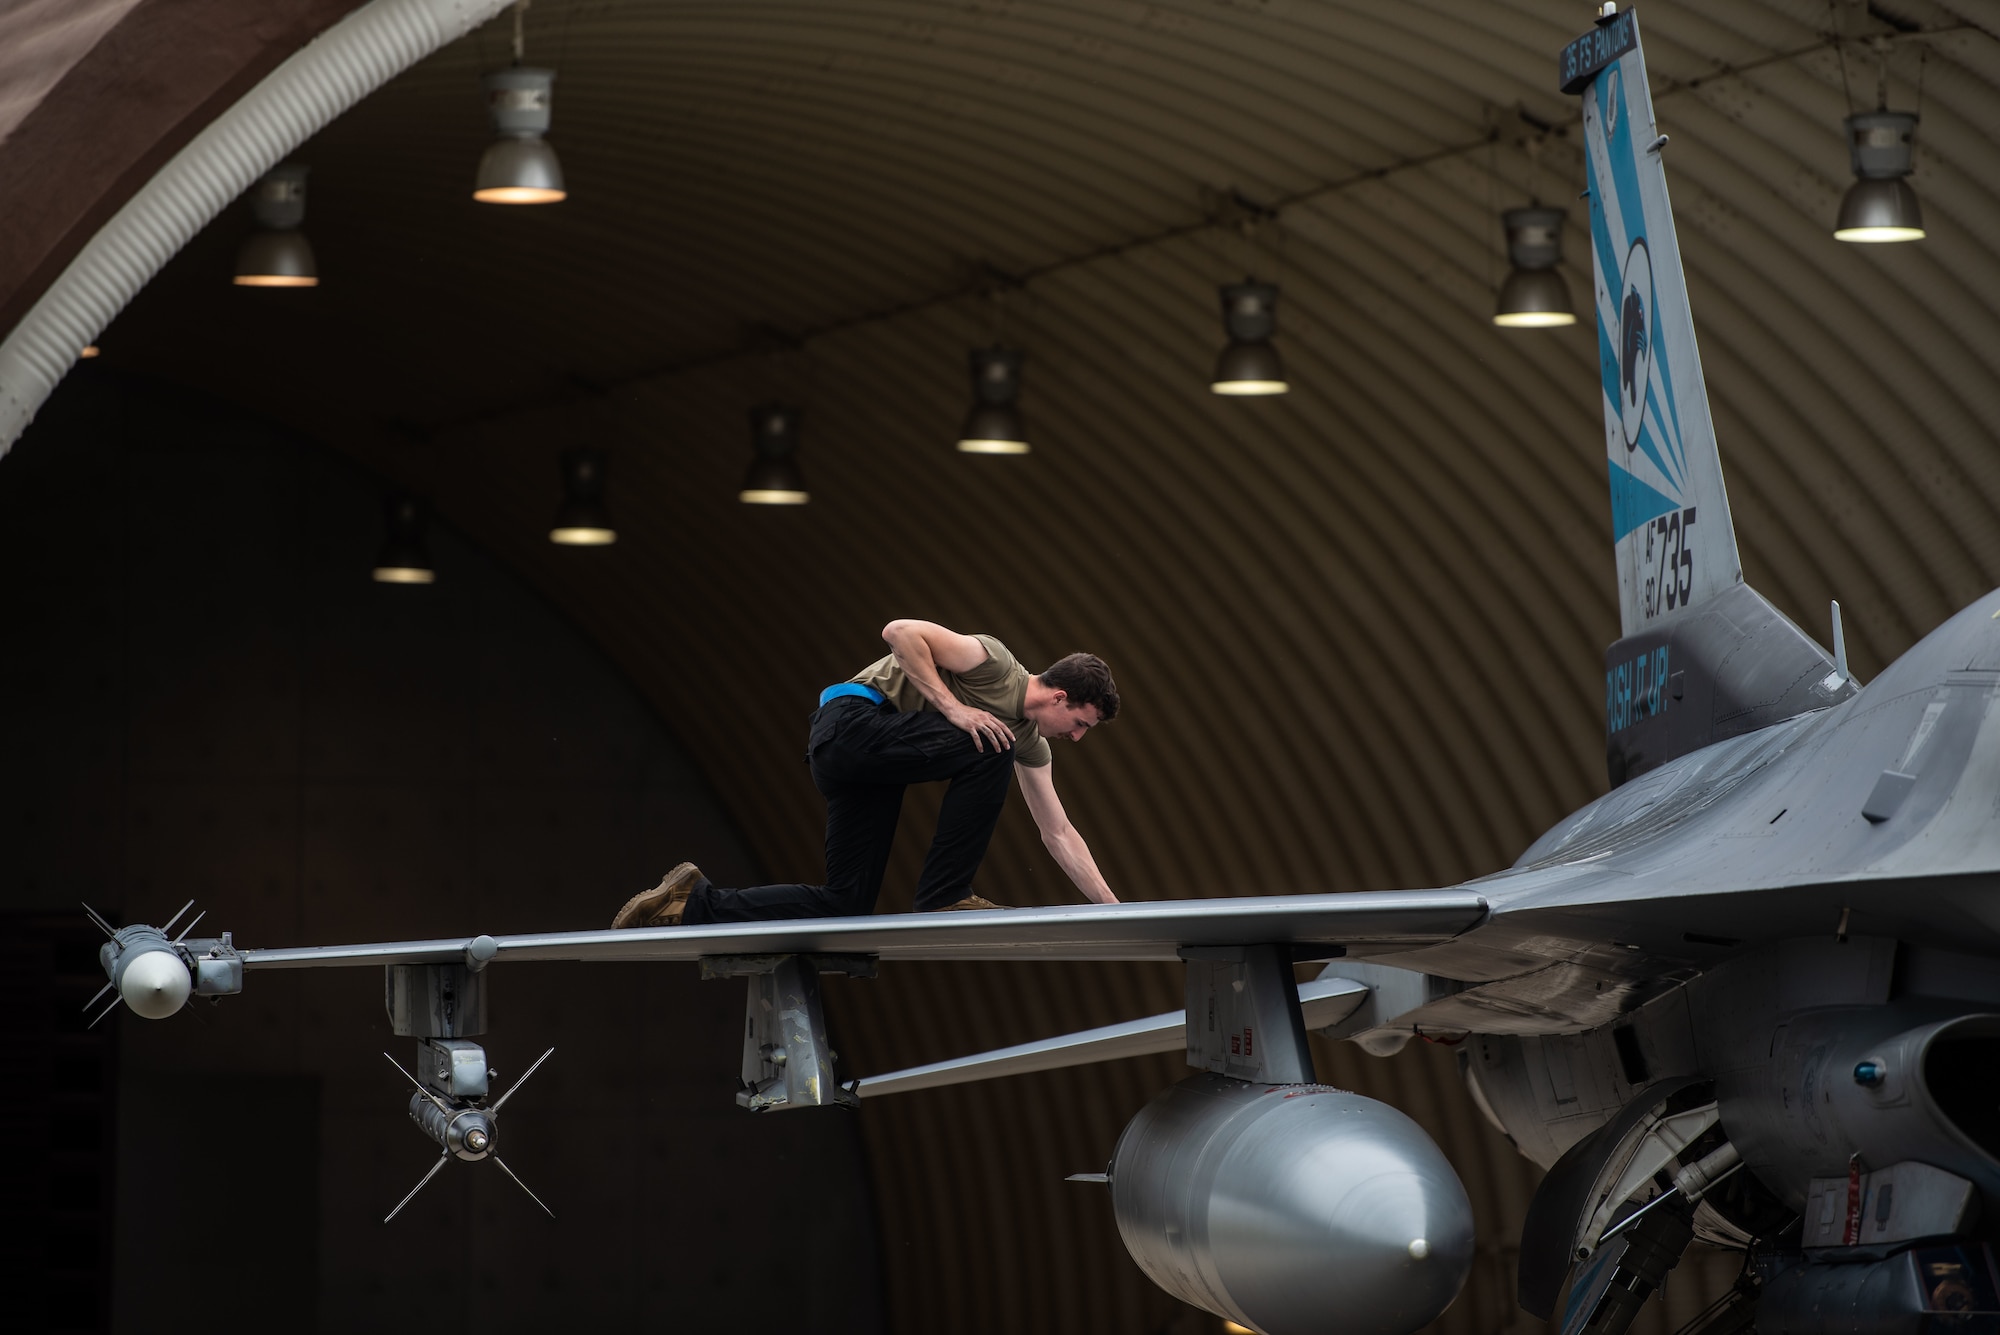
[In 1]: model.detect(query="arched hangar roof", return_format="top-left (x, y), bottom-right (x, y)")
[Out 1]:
top-left (2, 1), bottom-right (1996, 1330)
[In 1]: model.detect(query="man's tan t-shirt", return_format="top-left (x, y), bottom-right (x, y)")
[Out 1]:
top-left (849, 633), bottom-right (1052, 767)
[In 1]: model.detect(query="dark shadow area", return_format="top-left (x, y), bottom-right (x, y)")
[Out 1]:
top-left (0, 915), bottom-right (121, 1335)
top-left (0, 366), bottom-right (884, 1333)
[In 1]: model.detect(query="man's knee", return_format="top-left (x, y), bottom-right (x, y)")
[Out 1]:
top-left (808, 878), bottom-right (879, 918)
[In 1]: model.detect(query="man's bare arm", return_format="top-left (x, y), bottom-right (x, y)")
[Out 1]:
top-left (880, 619), bottom-right (1014, 752)
top-left (1015, 762), bottom-right (1119, 904)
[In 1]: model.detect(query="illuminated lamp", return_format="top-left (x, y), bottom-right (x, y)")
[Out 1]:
top-left (474, 67), bottom-right (566, 204)
top-left (1210, 282), bottom-right (1290, 395)
top-left (957, 347), bottom-right (1030, 455)
top-left (233, 165), bottom-right (318, 288)
top-left (1494, 206), bottom-right (1577, 328)
top-left (739, 405), bottom-right (808, 504)
top-left (1834, 111), bottom-right (1924, 243)
top-left (549, 448), bottom-right (616, 544)
top-left (373, 494), bottom-right (435, 584)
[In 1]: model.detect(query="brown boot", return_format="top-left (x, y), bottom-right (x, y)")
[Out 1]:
top-left (923, 893), bottom-right (1010, 911)
top-left (611, 862), bottom-right (703, 928)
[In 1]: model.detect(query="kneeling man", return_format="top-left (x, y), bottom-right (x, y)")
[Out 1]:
top-left (613, 619), bottom-right (1121, 927)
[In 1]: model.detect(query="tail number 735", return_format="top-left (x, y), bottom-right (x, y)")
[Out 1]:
top-left (1642, 507), bottom-right (1696, 618)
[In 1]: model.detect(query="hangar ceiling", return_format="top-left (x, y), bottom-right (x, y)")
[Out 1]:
top-left (5, 0), bottom-right (1999, 1330)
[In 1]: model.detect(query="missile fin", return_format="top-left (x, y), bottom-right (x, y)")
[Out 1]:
top-left (383, 1151), bottom-right (450, 1223)
top-left (490, 1046), bottom-right (554, 1114)
top-left (383, 1051), bottom-right (452, 1114)
top-left (491, 1154), bottom-right (555, 1219)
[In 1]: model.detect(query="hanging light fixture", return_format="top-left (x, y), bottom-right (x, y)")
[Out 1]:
top-left (1834, 110), bottom-right (1924, 243)
top-left (549, 448), bottom-right (616, 544)
top-left (233, 165), bottom-right (318, 287)
top-left (372, 494), bottom-right (435, 584)
top-left (80, 345), bottom-right (100, 359)
top-left (474, 4), bottom-right (565, 204)
top-left (1494, 206), bottom-right (1577, 328)
top-left (1210, 281), bottom-right (1290, 395)
top-left (956, 347), bottom-right (1030, 454)
top-left (739, 404), bottom-right (808, 505)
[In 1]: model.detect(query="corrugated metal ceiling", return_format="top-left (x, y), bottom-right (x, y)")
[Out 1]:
top-left (13, 0), bottom-right (2000, 1329)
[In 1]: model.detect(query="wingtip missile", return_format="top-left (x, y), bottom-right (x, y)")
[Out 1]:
top-left (119, 948), bottom-right (192, 1019)
top-left (92, 912), bottom-right (244, 1023)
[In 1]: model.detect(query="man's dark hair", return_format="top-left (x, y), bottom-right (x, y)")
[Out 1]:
top-left (1038, 653), bottom-right (1120, 721)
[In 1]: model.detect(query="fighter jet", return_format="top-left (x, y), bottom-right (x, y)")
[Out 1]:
top-left (94, 9), bottom-right (2000, 1335)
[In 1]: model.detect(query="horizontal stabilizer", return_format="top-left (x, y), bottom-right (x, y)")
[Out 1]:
top-left (855, 976), bottom-right (1369, 1097)
top-left (238, 891), bottom-right (1490, 970)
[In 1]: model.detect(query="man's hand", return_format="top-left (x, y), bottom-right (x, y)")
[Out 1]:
top-left (943, 700), bottom-right (1015, 753)
top-left (1016, 762), bottom-right (1118, 903)
top-left (881, 620), bottom-right (1011, 752)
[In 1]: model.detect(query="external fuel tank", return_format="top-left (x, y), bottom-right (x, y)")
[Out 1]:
top-left (1109, 1075), bottom-right (1475, 1335)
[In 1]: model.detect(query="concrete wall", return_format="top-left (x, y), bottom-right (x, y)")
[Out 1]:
top-left (0, 366), bottom-right (883, 1332)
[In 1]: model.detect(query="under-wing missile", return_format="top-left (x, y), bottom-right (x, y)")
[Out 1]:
top-left (1107, 1074), bottom-right (1474, 1335)
top-left (408, 1089), bottom-right (497, 1160)
top-left (381, 1041), bottom-right (555, 1222)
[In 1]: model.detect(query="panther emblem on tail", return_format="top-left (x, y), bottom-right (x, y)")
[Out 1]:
top-left (1619, 284), bottom-right (1648, 449)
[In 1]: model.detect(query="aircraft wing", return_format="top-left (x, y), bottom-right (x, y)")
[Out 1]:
top-left (238, 889), bottom-right (1489, 970)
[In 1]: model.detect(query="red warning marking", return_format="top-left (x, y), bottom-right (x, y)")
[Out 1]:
top-left (1230, 1035), bottom-right (1241, 1055)
top-left (1843, 1155), bottom-right (1864, 1246)
top-left (1243, 1028), bottom-right (1254, 1056)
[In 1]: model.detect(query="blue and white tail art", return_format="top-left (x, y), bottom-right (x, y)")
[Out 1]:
top-left (1569, 8), bottom-right (1850, 783)
top-left (1574, 7), bottom-right (1742, 638)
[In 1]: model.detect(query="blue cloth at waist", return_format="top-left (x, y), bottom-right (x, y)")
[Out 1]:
top-left (819, 682), bottom-right (887, 707)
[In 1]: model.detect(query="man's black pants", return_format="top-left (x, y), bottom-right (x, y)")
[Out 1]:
top-left (682, 697), bottom-right (1014, 922)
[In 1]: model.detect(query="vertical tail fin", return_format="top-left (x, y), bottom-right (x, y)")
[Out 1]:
top-left (1572, 8), bottom-right (1742, 637)
top-left (1562, 9), bottom-right (1851, 784)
